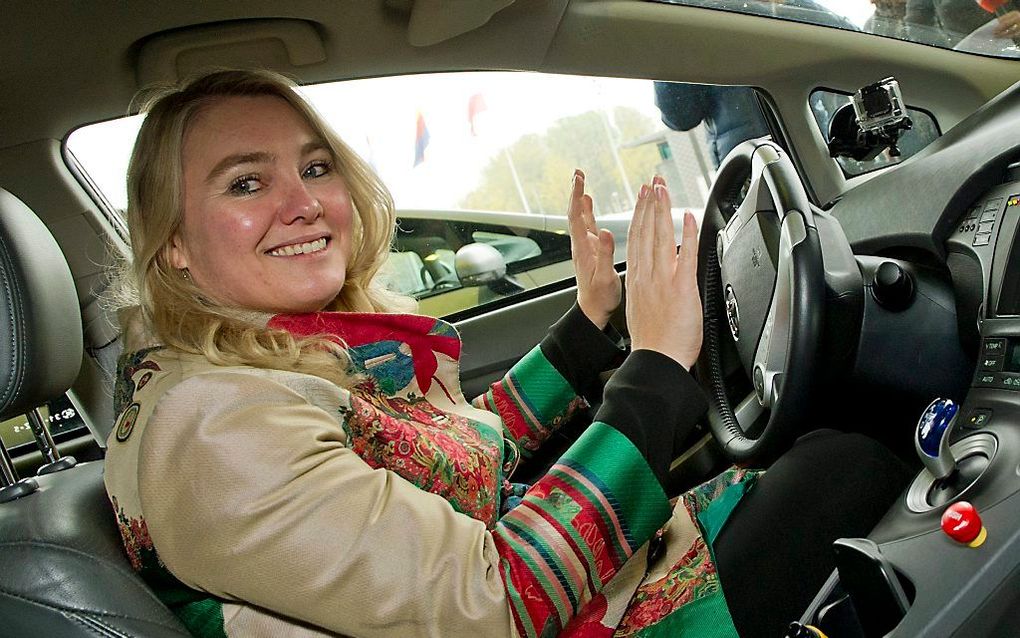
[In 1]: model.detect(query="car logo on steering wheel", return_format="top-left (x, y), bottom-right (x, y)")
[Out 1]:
top-left (724, 284), bottom-right (740, 342)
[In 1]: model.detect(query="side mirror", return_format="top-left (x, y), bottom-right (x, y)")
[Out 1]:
top-left (454, 243), bottom-right (525, 294)
top-left (454, 243), bottom-right (507, 286)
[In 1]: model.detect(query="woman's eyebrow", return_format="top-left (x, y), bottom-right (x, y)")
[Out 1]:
top-left (206, 151), bottom-right (274, 184)
top-left (301, 140), bottom-right (330, 156)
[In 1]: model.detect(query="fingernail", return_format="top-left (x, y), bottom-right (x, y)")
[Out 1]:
top-left (639, 184), bottom-right (650, 199)
top-left (655, 184), bottom-right (665, 201)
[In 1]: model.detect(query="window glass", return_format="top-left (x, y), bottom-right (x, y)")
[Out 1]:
top-left (0, 394), bottom-right (88, 455)
top-left (67, 72), bottom-right (770, 317)
top-left (646, 0), bottom-right (1020, 60)
top-left (809, 89), bottom-right (940, 177)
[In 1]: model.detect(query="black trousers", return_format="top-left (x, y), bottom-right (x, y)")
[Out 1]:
top-left (713, 431), bottom-right (914, 638)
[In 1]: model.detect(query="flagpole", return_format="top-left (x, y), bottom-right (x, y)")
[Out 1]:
top-left (469, 92), bottom-right (530, 214)
top-left (600, 108), bottom-right (634, 210)
top-left (504, 148), bottom-right (531, 214)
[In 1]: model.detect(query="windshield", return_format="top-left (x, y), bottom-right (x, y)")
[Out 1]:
top-left (649, 0), bottom-right (1020, 58)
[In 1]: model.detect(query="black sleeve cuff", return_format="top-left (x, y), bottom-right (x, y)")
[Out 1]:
top-left (539, 303), bottom-right (625, 401)
top-left (593, 350), bottom-right (709, 490)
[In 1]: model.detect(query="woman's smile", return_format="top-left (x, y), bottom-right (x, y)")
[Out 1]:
top-left (266, 235), bottom-right (330, 257)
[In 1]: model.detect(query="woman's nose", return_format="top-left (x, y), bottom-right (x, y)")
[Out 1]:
top-left (279, 181), bottom-right (323, 224)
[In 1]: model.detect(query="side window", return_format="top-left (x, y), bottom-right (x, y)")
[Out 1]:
top-left (382, 216), bottom-right (573, 318)
top-left (809, 89), bottom-right (940, 177)
top-left (68, 73), bottom-right (771, 319)
top-left (300, 73), bottom-right (731, 318)
top-left (0, 394), bottom-right (88, 456)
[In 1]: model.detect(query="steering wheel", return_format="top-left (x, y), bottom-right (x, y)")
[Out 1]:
top-left (697, 139), bottom-right (826, 463)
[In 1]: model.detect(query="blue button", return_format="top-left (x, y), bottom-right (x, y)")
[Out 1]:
top-left (917, 399), bottom-right (958, 458)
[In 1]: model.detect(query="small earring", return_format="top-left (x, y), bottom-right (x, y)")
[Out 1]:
top-left (180, 268), bottom-right (191, 281)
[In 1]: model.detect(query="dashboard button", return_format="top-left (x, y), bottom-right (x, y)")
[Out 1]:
top-left (978, 221), bottom-right (995, 235)
top-left (963, 409), bottom-right (992, 429)
top-left (980, 210), bottom-right (997, 223)
top-left (983, 338), bottom-right (1006, 355)
top-left (941, 501), bottom-right (987, 547)
top-left (999, 373), bottom-right (1020, 390)
top-left (984, 198), bottom-right (1003, 212)
top-left (981, 355), bottom-right (1004, 371)
top-left (973, 234), bottom-right (991, 247)
top-left (974, 371), bottom-right (997, 387)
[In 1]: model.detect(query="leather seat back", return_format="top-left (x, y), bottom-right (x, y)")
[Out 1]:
top-left (0, 188), bottom-right (190, 637)
top-left (0, 462), bottom-right (191, 637)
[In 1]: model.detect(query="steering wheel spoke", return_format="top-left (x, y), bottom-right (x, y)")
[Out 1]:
top-left (751, 211), bottom-right (808, 408)
top-left (733, 390), bottom-right (766, 432)
top-left (699, 139), bottom-right (824, 462)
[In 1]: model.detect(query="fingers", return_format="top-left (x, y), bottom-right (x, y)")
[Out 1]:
top-left (652, 181), bottom-right (675, 269)
top-left (677, 210), bottom-right (700, 279)
top-left (567, 169), bottom-right (597, 232)
top-left (566, 170), bottom-right (586, 244)
top-left (596, 228), bottom-right (615, 275)
top-left (627, 183), bottom-right (653, 277)
top-left (996, 11), bottom-right (1020, 37)
top-left (567, 170), bottom-right (595, 269)
top-left (580, 189), bottom-right (597, 235)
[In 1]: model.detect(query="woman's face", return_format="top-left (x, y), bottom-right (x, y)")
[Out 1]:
top-left (170, 95), bottom-right (354, 314)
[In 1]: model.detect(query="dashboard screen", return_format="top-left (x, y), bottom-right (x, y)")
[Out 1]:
top-left (995, 195), bottom-right (1020, 316)
top-left (1007, 339), bottom-right (1020, 373)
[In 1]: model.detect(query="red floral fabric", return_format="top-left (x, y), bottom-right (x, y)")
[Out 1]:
top-left (343, 382), bottom-right (504, 527)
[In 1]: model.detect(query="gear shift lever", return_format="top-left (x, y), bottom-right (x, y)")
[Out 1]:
top-left (915, 398), bottom-right (959, 480)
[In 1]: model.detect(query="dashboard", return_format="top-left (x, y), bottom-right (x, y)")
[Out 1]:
top-left (797, 145), bottom-right (1020, 635)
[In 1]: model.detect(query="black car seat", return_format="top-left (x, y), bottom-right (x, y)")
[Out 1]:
top-left (0, 188), bottom-right (190, 637)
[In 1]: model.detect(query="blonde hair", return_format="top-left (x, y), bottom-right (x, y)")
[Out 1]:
top-left (117, 69), bottom-right (408, 386)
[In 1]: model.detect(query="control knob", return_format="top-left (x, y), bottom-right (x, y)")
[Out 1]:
top-left (872, 261), bottom-right (914, 311)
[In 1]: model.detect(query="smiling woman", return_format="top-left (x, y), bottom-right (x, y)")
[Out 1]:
top-left (116, 71), bottom-right (406, 387)
top-left (168, 96), bottom-right (356, 314)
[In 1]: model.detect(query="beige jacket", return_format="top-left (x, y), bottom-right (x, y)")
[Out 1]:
top-left (105, 347), bottom-right (516, 637)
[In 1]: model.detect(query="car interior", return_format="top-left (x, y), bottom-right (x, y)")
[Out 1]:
top-left (3, 1), bottom-right (1020, 636)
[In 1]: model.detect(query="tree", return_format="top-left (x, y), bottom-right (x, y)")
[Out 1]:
top-left (460, 107), bottom-right (662, 216)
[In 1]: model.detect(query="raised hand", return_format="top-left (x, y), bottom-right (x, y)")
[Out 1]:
top-left (995, 10), bottom-right (1020, 39)
top-left (567, 169), bottom-right (621, 330)
top-left (624, 176), bottom-right (702, 370)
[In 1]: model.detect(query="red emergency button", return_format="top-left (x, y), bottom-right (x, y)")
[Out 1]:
top-left (941, 501), bottom-right (987, 547)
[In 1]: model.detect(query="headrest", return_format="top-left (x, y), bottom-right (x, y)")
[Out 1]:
top-left (0, 189), bottom-right (82, 420)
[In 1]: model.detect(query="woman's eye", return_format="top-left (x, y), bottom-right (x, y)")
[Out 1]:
top-left (228, 175), bottom-right (262, 196)
top-left (303, 160), bottom-right (332, 179)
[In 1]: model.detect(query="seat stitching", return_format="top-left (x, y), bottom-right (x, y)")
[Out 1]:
top-left (67, 611), bottom-right (125, 638)
top-left (0, 585), bottom-right (185, 632)
top-left (0, 231), bottom-right (24, 410)
top-left (0, 540), bottom-right (185, 617)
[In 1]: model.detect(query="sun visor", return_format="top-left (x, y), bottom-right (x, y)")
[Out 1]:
top-left (386, 0), bottom-right (516, 46)
top-left (135, 19), bottom-right (326, 87)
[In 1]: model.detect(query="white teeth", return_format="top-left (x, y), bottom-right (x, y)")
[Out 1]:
top-left (269, 237), bottom-right (327, 257)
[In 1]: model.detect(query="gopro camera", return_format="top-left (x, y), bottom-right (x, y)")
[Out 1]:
top-left (852, 78), bottom-right (907, 133)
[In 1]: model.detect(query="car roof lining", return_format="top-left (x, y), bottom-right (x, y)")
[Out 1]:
top-left (3, 1), bottom-right (1019, 146)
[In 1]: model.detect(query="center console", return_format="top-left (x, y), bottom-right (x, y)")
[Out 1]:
top-left (791, 186), bottom-right (1020, 637)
